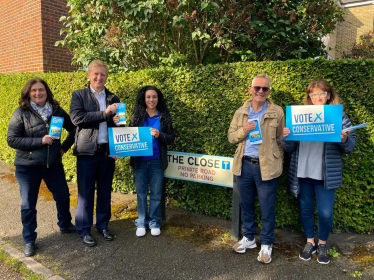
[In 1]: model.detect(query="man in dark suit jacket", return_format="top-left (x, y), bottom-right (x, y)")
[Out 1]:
top-left (70, 60), bottom-right (120, 246)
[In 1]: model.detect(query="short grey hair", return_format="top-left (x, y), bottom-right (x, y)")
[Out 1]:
top-left (251, 74), bottom-right (271, 88)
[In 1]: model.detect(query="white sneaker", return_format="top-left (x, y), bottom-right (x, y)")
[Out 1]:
top-left (257, 244), bottom-right (272, 264)
top-left (151, 228), bottom-right (161, 236)
top-left (136, 228), bottom-right (146, 237)
top-left (232, 236), bottom-right (257, 253)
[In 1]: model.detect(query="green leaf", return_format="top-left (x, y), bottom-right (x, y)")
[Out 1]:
top-left (172, 16), bottom-right (179, 26)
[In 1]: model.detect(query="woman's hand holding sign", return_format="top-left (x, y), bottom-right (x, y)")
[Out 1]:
top-left (150, 128), bottom-right (160, 138)
top-left (42, 135), bottom-right (54, 145)
top-left (283, 127), bottom-right (291, 139)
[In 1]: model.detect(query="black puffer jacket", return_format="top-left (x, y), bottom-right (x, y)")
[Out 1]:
top-left (281, 113), bottom-right (356, 197)
top-left (129, 111), bottom-right (174, 170)
top-left (7, 105), bottom-right (76, 166)
top-left (70, 86), bottom-right (120, 156)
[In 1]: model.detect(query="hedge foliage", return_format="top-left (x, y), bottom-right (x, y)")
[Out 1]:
top-left (0, 59), bottom-right (373, 232)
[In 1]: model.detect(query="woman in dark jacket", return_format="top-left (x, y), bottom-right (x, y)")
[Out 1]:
top-left (130, 85), bottom-right (174, 237)
top-left (7, 78), bottom-right (76, 257)
top-left (281, 80), bottom-right (356, 265)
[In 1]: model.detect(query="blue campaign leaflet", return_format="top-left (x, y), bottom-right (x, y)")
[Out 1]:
top-left (108, 127), bottom-right (153, 157)
top-left (48, 116), bottom-right (64, 139)
top-left (286, 105), bottom-right (343, 142)
top-left (116, 103), bottom-right (126, 125)
top-left (343, 122), bottom-right (369, 132)
top-left (248, 118), bottom-right (262, 145)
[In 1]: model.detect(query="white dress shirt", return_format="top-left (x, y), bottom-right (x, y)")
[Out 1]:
top-left (90, 85), bottom-right (108, 144)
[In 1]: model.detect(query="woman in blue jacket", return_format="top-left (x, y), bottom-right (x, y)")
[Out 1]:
top-left (281, 80), bottom-right (356, 265)
top-left (7, 78), bottom-right (76, 257)
top-left (130, 86), bottom-right (174, 237)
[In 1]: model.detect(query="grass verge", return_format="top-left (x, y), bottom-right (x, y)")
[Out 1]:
top-left (0, 247), bottom-right (46, 280)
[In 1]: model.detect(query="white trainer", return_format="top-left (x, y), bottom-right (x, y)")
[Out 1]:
top-left (151, 228), bottom-right (161, 236)
top-left (257, 244), bottom-right (273, 264)
top-left (136, 228), bottom-right (146, 237)
top-left (233, 236), bottom-right (257, 253)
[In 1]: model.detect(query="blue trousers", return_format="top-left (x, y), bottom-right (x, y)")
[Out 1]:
top-left (75, 151), bottom-right (115, 237)
top-left (236, 159), bottom-right (278, 245)
top-left (298, 178), bottom-right (335, 241)
top-left (15, 164), bottom-right (72, 244)
top-left (133, 158), bottom-right (163, 229)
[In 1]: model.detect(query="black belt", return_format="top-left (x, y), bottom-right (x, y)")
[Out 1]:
top-left (97, 143), bottom-right (108, 149)
top-left (243, 156), bottom-right (259, 165)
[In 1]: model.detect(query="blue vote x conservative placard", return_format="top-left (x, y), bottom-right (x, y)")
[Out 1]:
top-left (286, 105), bottom-right (343, 142)
top-left (108, 127), bottom-right (153, 157)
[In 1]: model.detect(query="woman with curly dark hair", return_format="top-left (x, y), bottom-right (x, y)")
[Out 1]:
top-left (130, 85), bottom-right (174, 237)
top-left (7, 78), bottom-right (76, 257)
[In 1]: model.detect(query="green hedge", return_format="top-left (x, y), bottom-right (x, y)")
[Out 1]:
top-left (1, 59), bottom-right (373, 232)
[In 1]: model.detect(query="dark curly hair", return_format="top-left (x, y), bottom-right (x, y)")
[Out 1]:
top-left (19, 78), bottom-right (59, 108)
top-left (131, 85), bottom-right (172, 126)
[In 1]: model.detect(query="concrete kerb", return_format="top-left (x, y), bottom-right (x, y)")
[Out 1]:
top-left (0, 237), bottom-right (65, 280)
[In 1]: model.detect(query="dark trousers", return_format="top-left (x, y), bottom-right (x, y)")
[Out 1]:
top-left (236, 159), bottom-right (278, 245)
top-left (298, 178), bottom-right (335, 241)
top-left (75, 148), bottom-right (115, 237)
top-left (15, 164), bottom-right (72, 244)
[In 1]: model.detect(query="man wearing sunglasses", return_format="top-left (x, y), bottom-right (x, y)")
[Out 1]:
top-left (228, 74), bottom-right (284, 264)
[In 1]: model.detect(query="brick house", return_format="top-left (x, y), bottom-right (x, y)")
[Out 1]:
top-left (326, 0), bottom-right (374, 59)
top-left (1, 0), bottom-right (372, 71)
top-left (0, 0), bottom-right (76, 74)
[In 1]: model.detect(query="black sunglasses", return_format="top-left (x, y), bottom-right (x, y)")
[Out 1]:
top-left (253, 86), bottom-right (270, 92)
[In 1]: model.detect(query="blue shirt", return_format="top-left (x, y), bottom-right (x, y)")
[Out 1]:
top-left (141, 113), bottom-right (161, 160)
top-left (244, 102), bottom-right (268, 158)
top-left (90, 85), bottom-right (108, 144)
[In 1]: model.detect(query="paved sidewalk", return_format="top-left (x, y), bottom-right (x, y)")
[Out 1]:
top-left (0, 161), bottom-right (373, 280)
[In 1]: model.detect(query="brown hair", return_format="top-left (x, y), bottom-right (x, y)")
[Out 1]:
top-left (87, 60), bottom-right (109, 74)
top-left (19, 78), bottom-right (58, 108)
top-left (304, 79), bottom-right (341, 105)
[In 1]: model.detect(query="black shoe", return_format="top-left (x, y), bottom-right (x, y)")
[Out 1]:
top-left (317, 244), bottom-right (330, 264)
top-left (81, 234), bottom-right (97, 247)
top-left (24, 243), bottom-right (36, 257)
top-left (60, 224), bottom-right (76, 234)
top-left (299, 242), bottom-right (317, 261)
top-left (98, 229), bottom-right (114, 241)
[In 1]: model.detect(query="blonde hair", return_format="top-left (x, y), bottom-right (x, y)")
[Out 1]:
top-left (304, 79), bottom-right (341, 105)
top-left (87, 60), bottom-right (108, 74)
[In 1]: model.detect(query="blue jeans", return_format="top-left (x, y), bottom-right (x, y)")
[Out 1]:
top-left (298, 178), bottom-right (335, 241)
top-left (133, 158), bottom-right (163, 229)
top-left (15, 165), bottom-right (72, 244)
top-left (75, 150), bottom-right (115, 237)
top-left (236, 159), bottom-right (278, 245)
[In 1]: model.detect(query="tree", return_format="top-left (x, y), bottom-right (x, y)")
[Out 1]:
top-left (342, 30), bottom-right (374, 59)
top-left (57, 0), bottom-right (344, 71)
